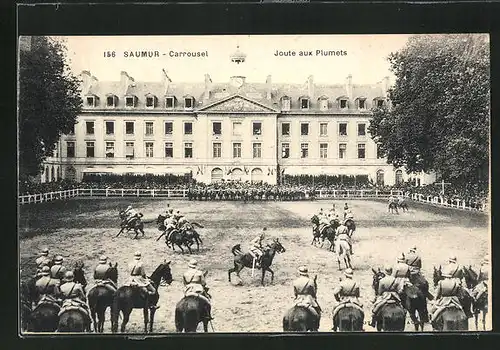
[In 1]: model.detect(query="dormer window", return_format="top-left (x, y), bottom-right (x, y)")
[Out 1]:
top-left (281, 96), bottom-right (291, 111)
top-left (357, 98), bottom-right (367, 110)
top-left (145, 94), bottom-right (157, 108)
top-left (86, 95), bottom-right (97, 107)
top-left (340, 99), bottom-right (348, 109)
top-left (377, 99), bottom-right (385, 108)
top-left (125, 95), bottom-right (137, 108)
top-left (300, 97), bottom-right (310, 110)
top-left (165, 96), bottom-right (176, 108)
top-left (184, 96), bottom-right (194, 109)
top-left (318, 96), bottom-right (329, 111)
top-left (106, 94), bottom-right (117, 107)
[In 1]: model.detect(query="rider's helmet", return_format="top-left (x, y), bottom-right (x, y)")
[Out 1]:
top-left (64, 271), bottom-right (75, 282)
top-left (298, 266), bottom-right (308, 276)
top-left (397, 253), bottom-right (405, 263)
top-left (54, 255), bottom-right (63, 264)
top-left (134, 251), bottom-right (142, 260)
top-left (41, 266), bottom-right (50, 276)
top-left (41, 247), bottom-right (49, 255)
top-left (344, 268), bottom-right (353, 278)
top-left (99, 255), bottom-right (108, 264)
top-left (409, 246), bottom-right (417, 253)
top-left (448, 255), bottom-right (457, 263)
top-left (188, 259), bottom-right (198, 268)
top-left (384, 265), bottom-right (393, 275)
top-left (126, 205), bottom-right (132, 211)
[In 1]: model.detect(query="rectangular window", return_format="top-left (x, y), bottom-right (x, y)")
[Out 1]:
top-left (165, 142), bottom-right (173, 158)
top-left (86, 142), bottom-right (94, 158)
top-left (68, 124), bottom-right (75, 135)
top-left (282, 143), bottom-right (290, 158)
top-left (377, 145), bottom-right (383, 159)
top-left (125, 122), bottom-right (135, 135)
top-left (86, 96), bottom-right (95, 107)
top-left (301, 123), bottom-right (309, 136)
top-left (340, 99), bottom-right (348, 109)
top-left (185, 98), bottom-right (193, 109)
top-left (358, 99), bottom-right (366, 109)
top-left (253, 143), bottom-right (262, 158)
top-left (184, 143), bottom-right (193, 158)
top-left (212, 122), bottom-right (222, 135)
top-left (184, 122), bottom-right (193, 135)
top-left (125, 96), bottom-right (135, 107)
top-left (66, 142), bottom-right (75, 158)
top-left (320, 143), bottom-right (328, 159)
top-left (339, 143), bottom-right (347, 159)
top-left (165, 122), bottom-right (173, 135)
top-left (145, 142), bottom-right (154, 158)
top-left (145, 122), bottom-right (154, 136)
top-left (301, 98), bottom-right (309, 109)
top-left (339, 123), bottom-right (347, 136)
top-left (106, 96), bottom-right (115, 107)
top-left (166, 97), bottom-right (175, 108)
top-left (213, 142), bottom-right (222, 158)
top-left (233, 143), bottom-right (242, 158)
top-left (301, 143), bottom-right (309, 158)
top-left (282, 123), bottom-right (290, 136)
top-left (146, 96), bottom-right (155, 108)
top-left (319, 123), bottom-right (328, 136)
top-left (232, 122), bottom-right (242, 136)
top-left (377, 100), bottom-right (384, 108)
top-left (253, 122), bottom-right (262, 135)
top-left (358, 123), bottom-right (366, 136)
top-left (358, 144), bottom-right (366, 159)
top-left (125, 142), bottom-right (134, 159)
top-left (105, 121), bottom-right (114, 135)
top-left (105, 142), bottom-right (114, 158)
top-left (86, 121), bottom-right (94, 135)
top-left (282, 98), bottom-right (291, 111)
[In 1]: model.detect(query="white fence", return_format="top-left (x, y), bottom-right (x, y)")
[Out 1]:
top-left (18, 188), bottom-right (486, 212)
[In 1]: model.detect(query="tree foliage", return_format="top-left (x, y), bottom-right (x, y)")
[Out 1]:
top-left (19, 36), bottom-right (82, 179)
top-left (368, 34), bottom-right (490, 186)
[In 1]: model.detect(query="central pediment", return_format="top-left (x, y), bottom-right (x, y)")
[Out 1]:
top-left (198, 94), bottom-right (278, 113)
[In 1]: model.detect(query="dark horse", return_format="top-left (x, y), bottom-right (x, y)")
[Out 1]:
top-left (332, 303), bottom-right (364, 332)
top-left (73, 260), bottom-right (87, 293)
top-left (371, 268), bottom-right (406, 331)
top-left (388, 201), bottom-right (399, 214)
top-left (111, 260), bottom-right (173, 333)
top-left (87, 263), bottom-right (119, 333)
top-left (462, 266), bottom-right (488, 330)
top-left (397, 199), bottom-right (409, 212)
top-left (20, 281), bottom-right (32, 332)
top-left (156, 228), bottom-right (198, 254)
top-left (26, 295), bottom-right (61, 332)
top-left (116, 211), bottom-right (145, 239)
top-left (58, 308), bottom-right (91, 332)
top-left (175, 287), bottom-right (212, 333)
top-left (433, 266), bottom-right (473, 320)
top-left (283, 275), bottom-right (320, 331)
top-left (310, 215), bottom-right (339, 251)
top-left (228, 239), bottom-right (286, 286)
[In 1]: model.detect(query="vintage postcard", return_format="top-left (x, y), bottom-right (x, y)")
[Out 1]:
top-left (18, 34), bottom-right (491, 333)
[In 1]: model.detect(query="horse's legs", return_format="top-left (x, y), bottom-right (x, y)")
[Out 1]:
top-left (203, 320), bottom-right (209, 332)
top-left (143, 308), bottom-right (149, 333)
top-left (261, 268), bottom-right (266, 286)
top-left (267, 267), bottom-right (275, 283)
top-left (133, 229), bottom-right (139, 239)
top-left (483, 310), bottom-right (487, 330)
top-left (116, 228), bottom-right (124, 238)
top-left (90, 308), bottom-right (98, 333)
top-left (474, 312), bottom-right (479, 331)
top-left (337, 257), bottom-right (342, 271)
top-left (149, 308), bottom-right (156, 333)
top-left (120, 309), bottom-right (131, 333)
top-left (99, 309), bottom-right (105, 333)
top-left (177, 243), bottom-right (185, 254)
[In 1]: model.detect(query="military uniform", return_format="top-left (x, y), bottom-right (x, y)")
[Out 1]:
top-left (430, 277), bottom-right (463, 323)
top-left (128, 252), bottom-right (156, 296)
top-left (93, 256), bottom-right (117, 292)
top-left (35, 266), bottom-right (61, 303)
top-left (371, 269), bottom-right (402, 326)
top-left (164, 216), bottom-right (177, 243)
top-left (442, 260), bottom-right (464, 285)
top-left (405, 249), bottom-right (422, 275)
top-left (393, 257), bottom-right (410, 293)
top-left (471, 256), bottom-right (489, 303)
top-left (59, 271), bottom-right (91, 326)
top-left (50, 257), bottom-right (67, 281)
top-left (332, 269), bottom-right (363, 319)
top-left (292, 267), bottom-right (321, 319)
top-left (183, 260), bottom-right (212, 320)
top-left (249, 234), bottom-right (265, 267)
top-left (35, 248), bottom-right (52, 277)
top-left (336, 224), bottom-right (352, 254)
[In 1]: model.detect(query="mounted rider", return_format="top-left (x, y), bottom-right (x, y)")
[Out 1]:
top-left (332, 268), bottom-right (363, 321)
top-left (343, 203), bottom-right (349, 219)
top-left (93, 255), bottom-right (117, 293)
top-left (429, 269), bottom-right (466, 327)
top-left (335, 222), bottom-right (353, 254)
top-left (344, 209), bottom-right (354, 225)
top-left (442, 256), bottom-right (466, 286)
top-left (182, 259), bottom-right (213, 321)
top-left (471, 254), bottom-right (489, 303)
top-left (124, 205), bottom-right (141, 226)
top-left (370, 266), bottom-right (402, 327)
top-left (35, 265), bottom-right (61, 304)
top-left (50, 255), bottom-right (67, 281)
top-left (404, 246), bottom-right (422, 276)
top-left (163, 214), bottom-right (178, 243)
top-left (249, 230), bottom-right (266, 268)
top-left (59, 271), bottom-right (92, 323)
top-left (35, 247), bottom-right (52, 278)
top-left (128, 251), bottom-right (158, 308)
top-left (393, 254), bottom-right (411, 292)
top-left (292, 266), bottom-right (321, 321)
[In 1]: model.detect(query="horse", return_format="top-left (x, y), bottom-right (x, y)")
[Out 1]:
top-left (388, 201), bottom-right (399, 214)
top-left (332, 303), bottom-right (364, 332)
top-left (87, 263), bottom-right (119, 333)
top-left (175, 290), bottom-right (212, 332)
top-left (370, 268), bottom-right (406, 331)
top-left (73, 260), bottom-right (87, 293)
top-left (462, 265), bottom-right (488, 330)
top-left (182, 225), bottom-right (204, 252)
top-left (20, 282), bottom-right (32, 332)
top-left (397, 199), bottom-right (409, 212)
top-left (344, 219), bottom-right (356, 238)
top-left (334, 238), bottom-right (352, 270)
top-left (400, 281), bottom-right (428, 331)
top-left (433, 265), bottom-right (473, 320)
top-left (111, 260), bottom-right (173, 333)
top-left (432, 307), bottom-right (469, 331)
top-left (58, 308), bottom-right (91, 332)
top-left (116, 211), bottom-right (145, 239)
top-left (228, 238), bottom-right (286, 286)
top-left (157, 228), bottom-right (196, 254)
top-left (26, 295), bottom-right (60, 332)
top-left (283, 275), bottom-right (320, 332)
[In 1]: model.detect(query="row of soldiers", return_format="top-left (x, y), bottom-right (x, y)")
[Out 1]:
top-left (291, 248), bottom-right (489, 329)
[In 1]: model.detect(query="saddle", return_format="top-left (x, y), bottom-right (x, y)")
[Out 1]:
top-left (34, 295), bottom-right (61, 312)
top-left (432, 297), bottom-right (464, 322)
top-left (333, 298), bottom-right (364, 318)
top-left (58, 299), bottom-right (91, 319)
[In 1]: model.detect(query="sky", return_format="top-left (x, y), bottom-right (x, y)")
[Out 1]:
top-left (58, 34), bottom-right (413, 85)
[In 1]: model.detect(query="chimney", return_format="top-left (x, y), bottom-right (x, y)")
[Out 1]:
top-left (204, 74), bottom-right (212, 101)
top-left (266, 75), bottom-right (272, 99)
top-left (161, 69), bottom-right (172, 95)
top-left (120, 71), bottom-right (134, 95)
top-left (345, 74), bottom-right (353, 100)
top-left (382, 76), bottom-right (390, 97)
top-left (307, 75), bottom-right (314, 99)
top-left (80, 70), bottom-right (92, 95)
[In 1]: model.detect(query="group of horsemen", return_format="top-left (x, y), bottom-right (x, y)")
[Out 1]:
top-left (32, 246), bottom-right (214, 326)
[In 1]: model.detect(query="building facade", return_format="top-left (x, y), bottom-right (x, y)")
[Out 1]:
top-left (41, 48), bottom-right (435, 186)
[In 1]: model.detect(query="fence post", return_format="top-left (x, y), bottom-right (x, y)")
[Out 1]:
top-left (137, 189), bottom-right (140, 197)
top-left (168, 190), bottom-right (171, 197)
top-left (376, 189), bottom-right (379, 197)
top-left (121, 189), bottom-right (124, 197)
top-left (152, 189), bottom-right (155, 198)
top-left (106, 188), bottom-right (109, 197)
top-left (90, 189), bottom-right (93, 197)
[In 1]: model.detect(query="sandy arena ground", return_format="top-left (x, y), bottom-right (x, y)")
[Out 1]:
top-left (19, 198), bottom-right (490, 333)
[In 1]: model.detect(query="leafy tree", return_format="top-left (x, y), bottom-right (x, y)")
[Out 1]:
top-left (19, 36), bottom-right (82, 180)
top-left (369, 34), bottom-right (490, 187)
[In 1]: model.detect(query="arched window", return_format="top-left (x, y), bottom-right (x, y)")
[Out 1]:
top-left (251, 168), bottom-right (263, 184)
top-left (376, 169), bottom-right (385, 187)
top-left (211, 168), bottom-right (223, 183)
top-left (395, 170), bottom-right (403, 185)
top-left (231, 168), bottom-right (243, 181)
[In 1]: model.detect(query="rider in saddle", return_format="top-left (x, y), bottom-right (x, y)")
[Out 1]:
top-left (125, 205), bottom-right (140, 225)
top-left (471, 255), bottom-right (489, 302)
top-left (429, 269), bottom-right (465, 326)
top-left (183, 259), bottom-right (213, 321)
top-left (370, 266), bottom-right (402, 327)
top-left (93, 255), bottom-right (117, 293)
top-left (35, 265), bottom-right (61, 305)
top-left (332, 268), bottom-right (362, 318)
top-left (50, 255), bottom-right (67, 281)
top-left (292, 266), bottom-right (321, 319)
top-left (343, 203), bottom-right (349, 219)
top-left (59, 271), bottom-right (91, 321)
top-left (35, 247), bottom-right (52, 278)
top-left (393, 254), bottom-right (411, 290)
top-left (344, 209), bottom-right (354, 223)
top-left (128, 251), bottom-right (159, 309)
top-left (318, 212), bottom-right (331, 233)
top-left (442, 255), bottom-right (466, 286)
top-left (177, 215), bottom-right (190, 232)
top-left (249, 230), bottom-right (266, 268)
top-left (404, 246), bottom-right (423, 284)
top-left (163, 214), bottom-right (178, 243)
top-left (335, 222), bottom-right (353, 254)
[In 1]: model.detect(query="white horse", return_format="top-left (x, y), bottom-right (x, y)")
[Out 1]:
top-left (334, 238), bottom-right (352, 270)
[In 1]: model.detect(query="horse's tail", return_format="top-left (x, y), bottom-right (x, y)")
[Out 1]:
top-left (110, 295), bottom-right (120, 333)
top-left (175, 304), bottom-right (184, 332)
top-left (231, 244), bottom-right (242, 256)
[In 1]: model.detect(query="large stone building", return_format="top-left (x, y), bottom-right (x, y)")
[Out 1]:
top-left (41, 47), bottom-right (435, 186)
